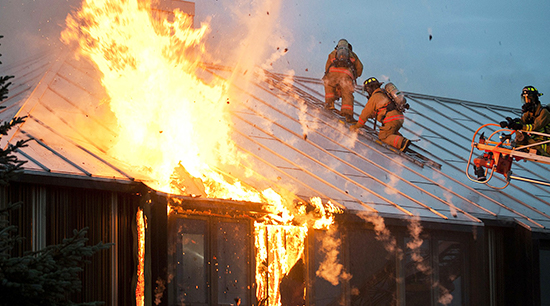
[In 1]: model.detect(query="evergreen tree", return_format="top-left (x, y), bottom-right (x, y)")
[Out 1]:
top-left (0, 35), bottom-right (112, 306)
top-left (0, 36), bottom-right (14, 103)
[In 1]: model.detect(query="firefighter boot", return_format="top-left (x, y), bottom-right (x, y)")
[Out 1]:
top-left (345, 113), bottom-right (357, 124)
top-left (473, 165), bottom-right (487, 181)
top-left (400, 138), bottom-right (411, 152)
top-left (325, 99), bottom-right (335, 111)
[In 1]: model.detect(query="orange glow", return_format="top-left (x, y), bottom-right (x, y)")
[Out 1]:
top-left (61, 1), bottom-right (343, 304)
top-left (254, 197), bottom-right (341, 306)
top-left (255, 223), bottom-right (307, 306)
top-left (62, 0), bottom-right (235, 194)
top-left (136, 207), bottom-right (146, 306)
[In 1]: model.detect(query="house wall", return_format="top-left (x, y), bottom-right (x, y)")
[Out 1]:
top-left (536, 236), bottom-right (550, 306)
top-left (488, 225), bottom-right (541, 306)
top-left (166, 208), bottom-right (550, 306)
top-left (165, 209), bottom-right (491, 306)
top-left (7, 179), bottom-right (550, 306)
top-left (308, 220), bottom-right (486, 306)
top-left (1, 181), bottom-right (143, 306)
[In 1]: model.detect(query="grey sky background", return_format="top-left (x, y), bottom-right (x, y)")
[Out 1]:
top-left (1, 0), bottom-right (550, 109)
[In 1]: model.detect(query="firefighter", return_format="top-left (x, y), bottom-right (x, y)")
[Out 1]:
top-left (500, 85), bottom-right (550, 156)
top-left (350, 77), bottom-right (411, 152)
top-left (323, 39), bottom-right (363, 123)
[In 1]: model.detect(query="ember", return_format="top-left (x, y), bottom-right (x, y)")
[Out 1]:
top-left (61, 0), bottom-right (343, 304)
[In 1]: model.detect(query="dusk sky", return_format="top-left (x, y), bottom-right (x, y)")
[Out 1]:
top-left (2, 0), bottom-right (550, 108)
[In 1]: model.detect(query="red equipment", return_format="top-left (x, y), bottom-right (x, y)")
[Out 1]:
top-left (466, 123), bottom-right (550, 189)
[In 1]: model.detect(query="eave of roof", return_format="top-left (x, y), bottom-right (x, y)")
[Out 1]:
top-left (4, 50), bottom-right (550, 232)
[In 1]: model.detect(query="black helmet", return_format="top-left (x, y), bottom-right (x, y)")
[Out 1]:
top-left (363, 77), bottom-right (383, 96)
top-left (521, 85), bottom-right (542, 104)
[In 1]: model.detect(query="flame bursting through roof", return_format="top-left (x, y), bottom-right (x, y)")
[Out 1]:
top-left (61, 0), bottom-right (233, 194)
top-left (61, 0), bottom-right (343, 304)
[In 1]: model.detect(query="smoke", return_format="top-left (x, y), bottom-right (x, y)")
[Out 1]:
top-left (438, 283), bottom-right (454, 305)
top-left (154, 277), bottom-right (166, 305)
top-left (442, 188), bottom-right (458, 218)
top-left (406, 214), bottom-right (431, 274)
top-left (433, 172), bottom-right (458, 218)
top-left (406, 215), bottom-right (456, 306)
top-left (357, 211), bottom-right (401, 258)
top-left (315, 224), bottom-right (352, 286)
top-left (0, 0), bottom-right (78, 65)
top-left (206, 0), bottom-right (292, 87)
top-left (268, 73), bottom-right (319, 142)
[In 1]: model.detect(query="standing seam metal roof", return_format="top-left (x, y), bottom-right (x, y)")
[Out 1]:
top-left (3, 49), bottom-right (550, 231)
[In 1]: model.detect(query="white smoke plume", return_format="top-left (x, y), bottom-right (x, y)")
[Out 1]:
top-left (432, 171), bottom-right (458, 218)
top-left (357, 211), bottom-right (401, 258)
top-left (437, 283), bottom-right (454, 305)
top-left (406, 214), bottom-right (430, 274)
top-left (442, 187), bottom-right (458, 218)
top-left (315, 224), bottom-right (352, 286)
top-left (268, 73), bottom-right (317, 142)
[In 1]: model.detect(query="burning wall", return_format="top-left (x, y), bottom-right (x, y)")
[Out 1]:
top-left (56, 1), bottom-right (448, 305)
top-left (60, 1), bottom-right (346, 304)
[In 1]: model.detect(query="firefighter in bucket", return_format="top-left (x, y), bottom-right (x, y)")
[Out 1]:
top-left (499, 85), bottom-right (550, 156)
top-left (473, 85), bottom-right (550, 181)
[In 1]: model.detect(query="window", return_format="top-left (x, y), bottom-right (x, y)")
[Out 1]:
top-left (437, 240), bottom-right (463, 306)
top-left (404, 237), bottom-right (432, 305)
top-left (313, 229), bottom-right (344, 306)
top-left (216, 221), bottom-right (250, 305)
top-left (404, 236), bottom-right (466, 306)
top-left (348, 230), bottom-right (397, 306)
top-left (169, 217), bottom-right (251, 306)
top-left (171, 218), bottom-right (209, 305)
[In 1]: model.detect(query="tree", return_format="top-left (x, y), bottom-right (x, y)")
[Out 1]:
top-left (0, 35), bottom-right (112, 306)
top-left (0, 36), bottom-right (14, 103)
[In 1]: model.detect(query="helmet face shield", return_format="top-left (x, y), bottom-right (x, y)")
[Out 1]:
top-left (521, 85), bottom-right (542, 104)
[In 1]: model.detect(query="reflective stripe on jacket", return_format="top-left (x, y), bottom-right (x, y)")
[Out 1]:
top-left (324, 50), bottom-right (364, 79)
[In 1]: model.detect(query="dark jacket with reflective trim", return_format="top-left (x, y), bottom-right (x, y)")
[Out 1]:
top-left (521, 104), bottom-right (550, 134)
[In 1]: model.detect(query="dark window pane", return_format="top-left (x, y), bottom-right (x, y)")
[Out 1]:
top-left (349, 230), bottom-right (397, 306)
top-left (541, 249), bottom-right (550, 305)
top-left (437, 240), bottom-right (463, 306)
top-left (313, 229), bottom-right (343, 306)
top-left (217, 221), bottom-right (250, 305)
top-left (405, 237), bottom-right (431, 305)
top-left (173, 218), bottom-right (208, 305)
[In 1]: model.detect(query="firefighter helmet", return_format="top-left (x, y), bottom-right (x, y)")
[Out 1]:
top-left (337, 39), bottom-right (349, 49)
top-left (363, 77), bottom-right (383, 95)
top-left (521, 85), bottom-right (542, 104)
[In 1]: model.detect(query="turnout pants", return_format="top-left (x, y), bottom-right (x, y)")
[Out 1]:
top-left (379, 110), bottom-right (409, 150)
top-left (323, 72), bottom-right (355, 116)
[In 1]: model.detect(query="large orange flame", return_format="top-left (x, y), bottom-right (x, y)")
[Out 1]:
top-left (62, 0), bottom-right (236, 194)
top-left (61, 1), bottom-right (343, 304)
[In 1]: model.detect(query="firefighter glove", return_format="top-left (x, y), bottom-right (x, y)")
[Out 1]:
top-left (505, 117), bottom-right (522, 130)
top-left (509, 121), bottom-right (523, 130)
top-left (500, 117), bottom-right (522, 130)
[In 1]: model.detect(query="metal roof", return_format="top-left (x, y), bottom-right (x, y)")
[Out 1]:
top-left (3, 49), bottom-right (550, 232)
